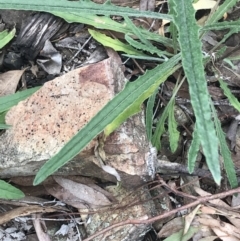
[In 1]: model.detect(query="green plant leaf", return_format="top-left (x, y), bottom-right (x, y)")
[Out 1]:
top-left (89, 29), bottom-right (144, 56)
top-left (0, 180), bottom-right (25, 199)
top-left (188, 127), bottom-right (200, 173)
top-left (172, 0), bottom-right (220, 184)
top-left (218, 78), bottom-right (240, 112)
top-left (51, 12), bottom-right (174, 48)
top-left (0, 87), bottom-right (41, 113)
top-left (125, 34), bottom-right (169, 59)
top-left (210, 101), bottom-right (238, 188)
top-left (0, 0), bottom-right (172, 20)
top-left (168, 100), bottom-right (180, 152)
top-left (163, 227), bottom-right (199, 241)
top-left (151, 77), bottom-right (184, 150)
top-left (202, 19), bottom-right (240, 32)
top-left (122, 54), bottom-right (167, 62)
top-left (0, 124), bottom-right (11, 129)
top-left (34, 54), bottom-right (181, 185)
top-left (0, 28), bottom-right (16, 49)
top-left (168, 0), bottom-right (178, 54)
top-left (146, 88), bottom-right (158, 141)
top-left (124, 16), bottom-right (169, 59)
top-left (151, 104), bottom-right (168, 151)
top-left (205, 0), bottom-right (238, 25)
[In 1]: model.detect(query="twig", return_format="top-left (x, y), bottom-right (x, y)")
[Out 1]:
top-left (83, 186), bottom-right (240, 241)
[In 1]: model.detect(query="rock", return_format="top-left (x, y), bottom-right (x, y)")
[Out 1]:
top-left (0, 55), bottom-right (156, 188)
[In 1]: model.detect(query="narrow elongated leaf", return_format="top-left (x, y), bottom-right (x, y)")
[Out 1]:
top-left (205, 0), bottom-right (238, 25)
top-left (210, 101), bottom-right (237, 188)
top-left (89, 29), bottom-right (144, 56)
top-left (0, 87), bottom-right (41, 112)
top-left (0, 28), bottom-right (15, 49)
top-left (123, 55), bottom-right (166, 62)
top-left (218, 78), bottom-right (240, 112)
top-left (0, 0), bottom-right (172, 20)
top-left (163, 227), bottom-right (199, 241)
top-left (124, 16), bottom-right (168, 59)
top-left (34, 54), bottom-right (181, 185)
top-left (202, 20), bottom-right (240, 32)
top-left (124, 16), bottom-right (152, 47)
top-left (51, 12), bottom-right (174, 48)
top-left (0, 124), bottom-right (11, 129)
top-left (151, 105), bottom-right (168, 151)
top-left (125, 34), bottom-right (169, 59)
top-left (168, 0), bottom-right (178, 54)
top-left (146, 88), bottom-right (158, 141)
top-left (172, 0), bottom-right (220, 184)
top-left (168, 100), bottom-right (180, 152)
top-left (188, 127), bottom-right (200, 173)
top-left (0, 180), bottom-right (25, 199)
top-left (152, 77), bottom-right (184, 150)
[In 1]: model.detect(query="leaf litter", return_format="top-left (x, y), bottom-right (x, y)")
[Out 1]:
top-left (1, 1), bottom-right (240, 240)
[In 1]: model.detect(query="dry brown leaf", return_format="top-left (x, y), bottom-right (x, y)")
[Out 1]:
top-left (200, 206), bottom-right (218, 215)
top-left (184, 204), bottom-right (202, 235)
top-left (0, 205), bottom-right (59, 225)
top-left (54, 177), bottom-right (112, 207)
top-left (197, 216), bottom-right (240, 240)
top-left (158, 217), bottom-right (184, 238)
top-left (32, 213), bottom-right (51, 241)
top-left (44, 182), bottom-right (88, 209)
top-left (199, 236), bottom-right (221, 241)
top-left (194, 186), bottom-right (240, 229)
top-left (0, 69), bottom-right (26, 96)
top-left (211, 227), bottom-right (240, 241)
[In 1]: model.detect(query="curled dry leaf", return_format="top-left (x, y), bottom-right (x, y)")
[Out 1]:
top-left (0, 69), bottom-right (26, 96)
top-left (158, 217), bottom-right (184, 238)
top-left (54, 176), bottom-right (112, 207)
top-left (44, 181), bottom-right (88, 209)
top-left (0, 205), bottom-right (59, 225)
top-left (197, 215), bottom-right (240, 241)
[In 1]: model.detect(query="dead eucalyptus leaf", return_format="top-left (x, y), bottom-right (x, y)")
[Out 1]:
top-left (54, 176), bottom-right (112, 207)
top-left (0, 69), bottom-right (26, 96)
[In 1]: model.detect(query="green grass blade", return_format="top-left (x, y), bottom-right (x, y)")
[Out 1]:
top-left (0, 124), bottom-right (11, 129)
top-left (124, 16), bottom-right (168, 59)
top-left (104, 61), bottom-right (180, 136)
top-left (0, 29), bottom-right (9, 40)
top-left (0, 28), bottom-right (15, 49)
top-left (172, 0), bottom-right (220, 184)
top-left (124, 16), bottom-right (152, 47)
top-left (0, 0), bottom-right (172, 20)
top-left (205, 0), bottom-right (238, 25)
top-left (218, 78), bottom-right (240, 112)
top-left (0, 87), bottom-right (41, 112)
top-left (163, 227), bottom-right (199, 241)
top-left (168, 100), bottom-right (180, 152)
top-left (0, 180), bottom-right (25, 199)
top-left (202, 19), bottom-right (240, 32)
top-left (122, 55), bottom-right (167, 62)
top-left (51, 12), bottom-right (174, 47)
top-left (34, 55), bottom-right (181, 185)
top-left (210, 101), bottom-right (237, 188)
top-left (89, 29), bottom-right (144, 56)
top-left (151, 104), bottom-right (168, 151)
top-left (188, 127), bottom-right (200, 173)
top-left (168, 0), bottom-right (179, 54)
top-left (125, 34), bottom-right (169, 59)
top-left (152, 77), bottom-right (184, 150)
top-left (146, 88), bottom-right (158, 141)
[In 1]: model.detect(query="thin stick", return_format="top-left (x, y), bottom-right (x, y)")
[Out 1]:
top-left (83, 186), bottom-right (240, 241)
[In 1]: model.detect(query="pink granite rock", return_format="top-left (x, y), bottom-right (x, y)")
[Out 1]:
top-left (0, 55), bottom-right (156, 186)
